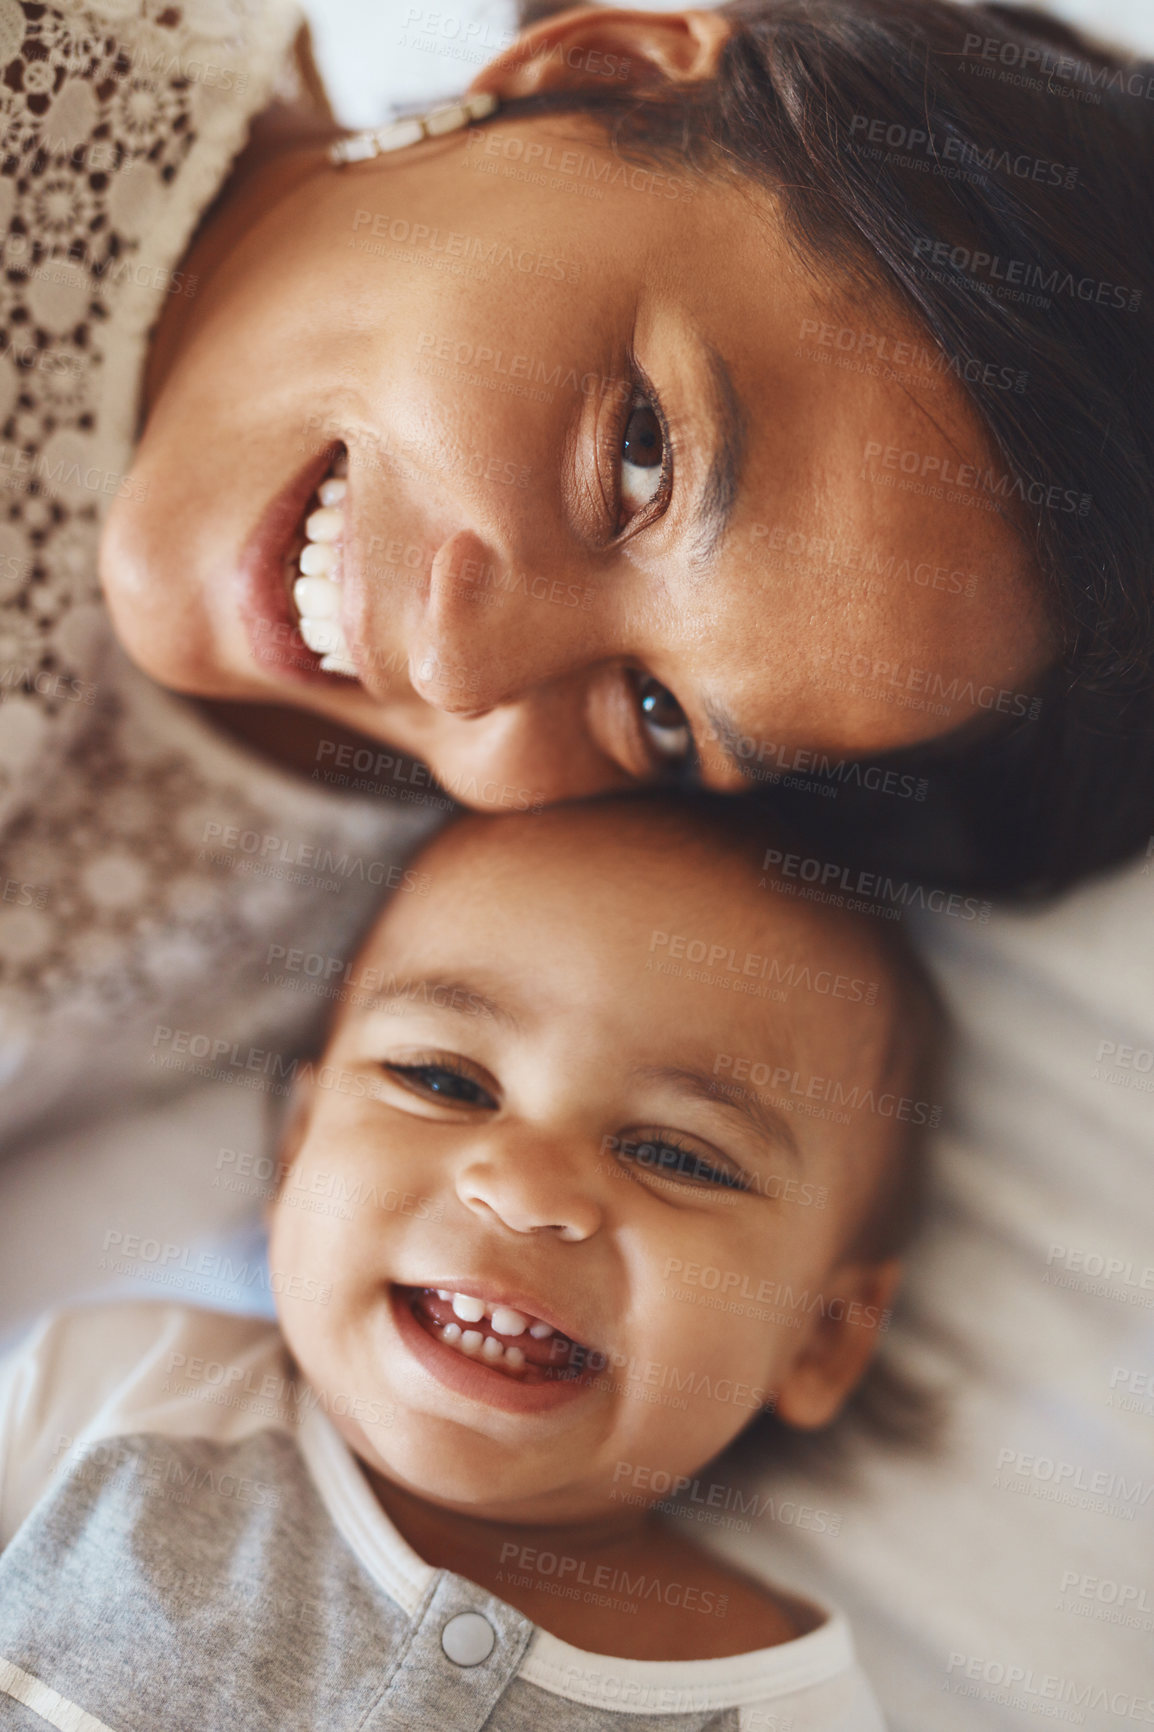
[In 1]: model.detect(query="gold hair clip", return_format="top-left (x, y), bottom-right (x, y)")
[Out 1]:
top-left (330, 92), bottom-right (500, 165)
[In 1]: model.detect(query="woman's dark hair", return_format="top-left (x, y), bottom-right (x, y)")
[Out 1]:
top-left (506, 0), bottom-right (1154, 897)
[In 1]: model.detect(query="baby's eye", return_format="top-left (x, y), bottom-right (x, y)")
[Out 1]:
top-left (382, 1061), bottom-right (496, 1109)
top-left (618, 392), bottom-right (667, 526)
top-left (619, 1135), bottom-right (750, 1192)
top-left (634, 674), bottom-right (693, 764)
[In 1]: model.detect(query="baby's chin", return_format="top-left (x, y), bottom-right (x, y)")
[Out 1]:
top-left (353, 1422), bottom-right (590, 1516)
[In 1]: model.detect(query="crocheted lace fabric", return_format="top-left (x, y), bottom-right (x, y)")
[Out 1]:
top-left (0, 0), bottom-right (441, 1147)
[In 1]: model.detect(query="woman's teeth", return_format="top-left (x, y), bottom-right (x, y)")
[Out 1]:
top-left (290, 455), bottom-right (358, 677)
top-left (412, 1287), bottom-right (591, 1381)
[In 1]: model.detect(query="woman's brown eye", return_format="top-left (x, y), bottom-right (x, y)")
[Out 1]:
top-left (619, 397), bottom-right (665, 520)
top-left (636, 674), bottom-right (692, 761)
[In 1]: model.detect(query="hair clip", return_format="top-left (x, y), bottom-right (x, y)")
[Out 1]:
top-left (330, 91), bottom-right (500, 165)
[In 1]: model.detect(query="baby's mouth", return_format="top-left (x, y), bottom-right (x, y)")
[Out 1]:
top-left (398, 1285), bottom-right (602, 1385)
top-left (287, 448), bottom-right (358, 678)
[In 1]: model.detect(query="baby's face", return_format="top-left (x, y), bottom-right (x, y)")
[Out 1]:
top-left (270, 812), bottom-right (900, 1527)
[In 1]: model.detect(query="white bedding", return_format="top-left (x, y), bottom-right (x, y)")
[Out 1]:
top-left (717, 852), bottom-right (1154, 1729)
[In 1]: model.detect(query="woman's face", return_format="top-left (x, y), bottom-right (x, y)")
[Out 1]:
top-left (102, 110), bottom-right (1053, 807)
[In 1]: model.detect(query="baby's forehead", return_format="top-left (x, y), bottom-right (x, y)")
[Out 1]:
top-left (350, 808), bottom-right (897, 1056)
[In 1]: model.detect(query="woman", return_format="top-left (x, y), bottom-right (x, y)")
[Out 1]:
top-left (1, 0), bottom-right (1151, 1144)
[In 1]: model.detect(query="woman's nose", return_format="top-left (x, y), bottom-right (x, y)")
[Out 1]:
top-left (422, 681), bottom-right (635, 806)
top-left (408, 528), bottom-right (604, 714)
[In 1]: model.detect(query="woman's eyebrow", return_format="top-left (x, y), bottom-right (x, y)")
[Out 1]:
top-left (691, 341), bottom-right (748, 565)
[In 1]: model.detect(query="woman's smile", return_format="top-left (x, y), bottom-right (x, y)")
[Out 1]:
top-left (102, 105), bottom-right (1054, 810)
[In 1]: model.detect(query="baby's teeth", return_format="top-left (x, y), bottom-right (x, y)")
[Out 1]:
top-left (442, 1322), bottom-right (462, 1343)
top-left (293, 575), bottom-right (341, 620)
top-left (435, 1289), bottom-right (452, 1301)
top-left (298, 616), bottom-right (345, 656)
top-left (481, 1336), bottom-right (504, 1362)
top-left (528, 1321), bottom-right (554, 1340)
top-left (319, 652), bottom-right (359, 677)
top-left (299, 540), bottom-right (338, 579)
top-left (491, 1306), bottom-right (528, 1337)
top-left (305, 506), bottom-right (343, 543)
top-left (504, 1346), bottom-right (526, 1370)
top-left (451, 1293), bottom-right (486, 1323)
top-left (318, 476), bottom-right (347, 507)
top-left (461, 1330), bottom-right (484, 1353)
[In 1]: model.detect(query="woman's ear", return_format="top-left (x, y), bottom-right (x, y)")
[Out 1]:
top-left (774, 1258), bottom-right (904, 1431)
top-left (470, 6), bottom-right (732, 101)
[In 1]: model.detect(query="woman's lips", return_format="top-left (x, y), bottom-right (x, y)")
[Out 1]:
top-left (236, 443), bottom-right (354, 687)
top-left (389, 1285), bottom-right (602, 1414)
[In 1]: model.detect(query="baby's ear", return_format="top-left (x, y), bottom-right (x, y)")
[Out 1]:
top-left (774, 1259), bottom-right (903, 1431)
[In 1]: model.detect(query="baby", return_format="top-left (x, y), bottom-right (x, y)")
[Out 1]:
top-left (0, 794), bottom-right (938, 1731)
